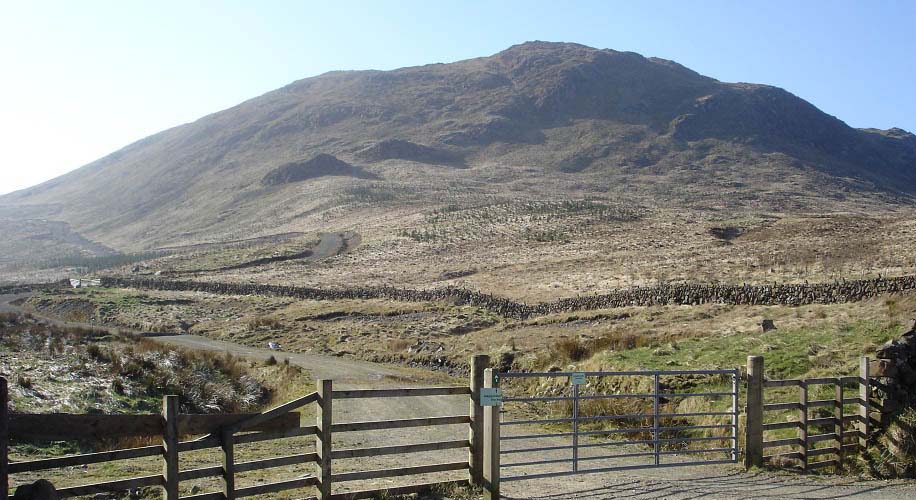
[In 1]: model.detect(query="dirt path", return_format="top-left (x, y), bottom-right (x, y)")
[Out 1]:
top-left (3, 293), bottom-right (916, 499)
top-left (502, 467), bottom-right (916, 499)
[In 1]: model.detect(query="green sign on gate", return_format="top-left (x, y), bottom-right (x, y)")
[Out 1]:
top-left (570, 372), bottom-right (586, 385)
top-left (480, 387), bottom-right (502, 406)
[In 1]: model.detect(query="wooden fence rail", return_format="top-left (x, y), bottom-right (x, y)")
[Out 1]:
top-left (1, 354), bottom-right (491, 499)
top-left (745, 355), bottom-right (872, 471)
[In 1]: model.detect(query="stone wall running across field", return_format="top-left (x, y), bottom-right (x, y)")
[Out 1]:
top-left (101, 274), bottom-right (916, 320)
top-left (0, 282), bottom-right (60, 295)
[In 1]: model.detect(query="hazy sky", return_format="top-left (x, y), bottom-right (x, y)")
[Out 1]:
top-left (1, 0), bottom-right (914, 195)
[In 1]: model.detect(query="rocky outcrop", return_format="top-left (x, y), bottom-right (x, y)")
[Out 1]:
top-left (261, 154), bottom-right (378, 186)
top-left (357, 139), bottom-right (465, 167)
top-left (872, 321), bottom-right (916, 424)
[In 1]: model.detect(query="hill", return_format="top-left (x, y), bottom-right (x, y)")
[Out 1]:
top-left (1, 41), bottom-right (915, 292)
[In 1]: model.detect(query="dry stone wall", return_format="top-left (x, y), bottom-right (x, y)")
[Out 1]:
top-left (101, 274), bottom-right (916, 320)
top-left (0, 282), bottom-right (62, 296)
top-left (872, 321), bottom-right (916, 426)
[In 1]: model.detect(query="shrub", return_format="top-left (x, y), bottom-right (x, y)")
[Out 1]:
top-left (86, 343), bottom-right (104, 360)
top-left (554, 337), bottom-right (589, 361)
top-left (47, 336), bottom-right (64, 356)
top-left (552, 333), bottom-right (651, 363)
top-left (16, 375), bottom-right (32, 389)
top-left (265, 355), bottom-right (278, 366)
top-left (247, 315), bottom-right (282, 331)
top-left (388, 338), bottom-right (413, 352)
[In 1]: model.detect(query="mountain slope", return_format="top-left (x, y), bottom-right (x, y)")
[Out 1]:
top-left (1, 41), bottom-right (914, 261)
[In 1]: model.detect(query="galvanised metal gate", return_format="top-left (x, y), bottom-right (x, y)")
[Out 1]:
top-left (495, 368), bottom-right (739, 482)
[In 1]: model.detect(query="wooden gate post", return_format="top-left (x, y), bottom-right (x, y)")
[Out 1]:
top-left (859, 356), bottom-right (871, 453)
top-left (317, 379), bottom-right (333, 500)
top-left (799, 381), bottom-right (808, 470)
top-left (162, 395), bottom-right (179, 500)
top-left (1, 377), bottom-right (9, 500)
top-left (221, 428), bottom-right (236, 500)
top-left (482, 368), bottom-right (499, 500)
top-left (745, 356), bottom-right (764, 469)
top-left (469, 354), bottom-right (489, 487)
top-left (834, 379), bottom-right (844, 470)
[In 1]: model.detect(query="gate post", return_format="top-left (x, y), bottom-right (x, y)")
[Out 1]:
top-left (731, 369), bottom-right (739, 462)
top-left (745, 356), bottom-right (764, 469)
top-left (572, 380), bottom-right (580, 472)
top-left (317, 379), bottom-right (333, 500)
top-left (1, 377), bottom-right (9, 500)
top-left (834, 379), bottom-right (844, 470)
top-left (799, 381), bottom-right (808, 470)
top-left (652, 373), bottom-right (660, 466)
top-left (483, 368), bottom-right (500, 500)
top-left (162, 395), bottom-right (179, 500)
top-left (858, 356), bottom-right (870, 453)
top-left (221, 428), bottom-right (236, 499)
top-left (469, 354), bottom-right (489, 487)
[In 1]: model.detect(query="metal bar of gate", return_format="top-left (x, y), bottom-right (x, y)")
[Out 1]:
top-left (496, 367), bottom-right (741, 481)
top-left (572, 381), bottom-right (579, 473)
top-left (498, 369), bottom-right (736, 377)
top-left (732, 369), bottom-right (739, 462)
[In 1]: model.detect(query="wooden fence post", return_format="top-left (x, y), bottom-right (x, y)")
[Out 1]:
top-left (745, 356), bottom-right (764, 469)
top-left (162, 395), bottom-right (179, 500)
top-left (483, 368), bottom-right (499, 500)
top-left (317, 379), bottom-right (333, 500)
top-left (834, 379), bottom-right (844, 470)
top-left (799, 381), bottom-right (808, 470)
top-left (469, 354), bottom-right (489, 487)
top-left (221, 428), bottom-right (236, 500)
top-left (1, 377), bottom-right (9, 500)
top-left (859, 356), bottom-right (870, 453)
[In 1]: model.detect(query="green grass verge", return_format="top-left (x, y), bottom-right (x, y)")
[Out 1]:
top-left (595, 320), bottom-right (900, 380)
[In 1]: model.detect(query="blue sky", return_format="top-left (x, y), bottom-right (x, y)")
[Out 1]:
top-left (1, 0), bottom-right (914, 195)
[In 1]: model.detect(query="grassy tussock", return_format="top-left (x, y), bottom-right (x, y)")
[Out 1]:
top-left (866, 408), bottom-right (916, 478)
top-left (551, 333), bottom-right (652, 363)
top-left (247, 314), bottom-right (283, 331)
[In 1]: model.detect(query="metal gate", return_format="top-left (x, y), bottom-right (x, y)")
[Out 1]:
top-left (495, 368), bottom-right (739, 482)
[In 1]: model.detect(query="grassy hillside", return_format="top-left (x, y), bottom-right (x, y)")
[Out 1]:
top-left (1, 42), bottom-right (914, 281)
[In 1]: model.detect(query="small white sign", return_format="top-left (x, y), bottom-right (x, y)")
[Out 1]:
top-left (480, 388), bottom-right (503, 406)
top-left (570, 372), bottom-right (587, 385)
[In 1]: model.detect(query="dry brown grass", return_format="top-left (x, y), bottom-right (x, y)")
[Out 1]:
top-left (387, 338), bottom-right (413, 352)
top-left (247, 315), bottom-right (283, 331)
top-left (160, 205), bottom-right (916, 305)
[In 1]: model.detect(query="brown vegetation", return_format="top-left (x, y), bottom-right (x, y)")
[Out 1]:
top-left (0, 312), bottom-right (306, 415)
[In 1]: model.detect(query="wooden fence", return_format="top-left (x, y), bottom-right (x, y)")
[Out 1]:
top-left (745, 355), bottom-right (871, 471)
top-left (0, 355), bottom-right (491, 500)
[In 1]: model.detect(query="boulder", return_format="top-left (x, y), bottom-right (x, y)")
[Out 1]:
top-left (876, 340), bottom-right (904, 360)
top-left (14, 480), bottom-right (58, 500)
top-left (870, 358), bottom-right (898, 378)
